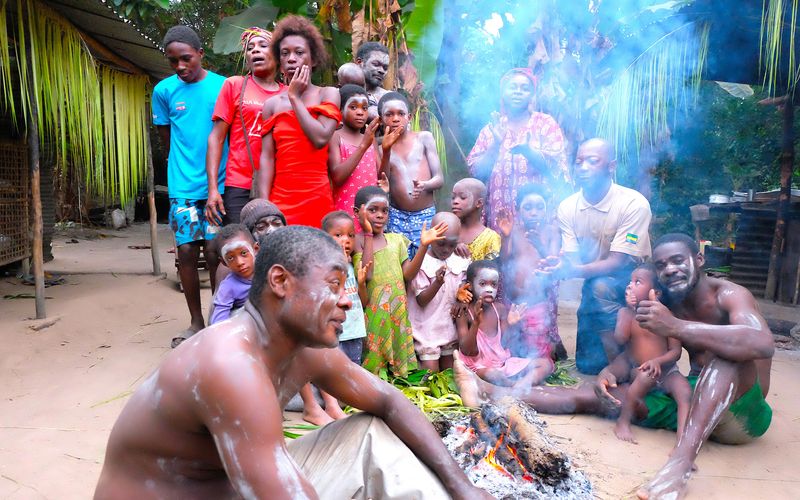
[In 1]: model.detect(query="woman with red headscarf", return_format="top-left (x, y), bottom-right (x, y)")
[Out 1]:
top-left (466, 68), bottom-right (570, 231)
top-left (206, 27), bottom-right (284, 225)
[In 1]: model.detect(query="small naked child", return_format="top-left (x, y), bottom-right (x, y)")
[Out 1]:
top-left (377, 91), bottom-right (443, 259)
top-left (613, 263), bottom-right (692, 444)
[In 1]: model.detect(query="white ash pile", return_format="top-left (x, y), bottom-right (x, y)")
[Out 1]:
top-left (434, 397), bottom-right (592, 499)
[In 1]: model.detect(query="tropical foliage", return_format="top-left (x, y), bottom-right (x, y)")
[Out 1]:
top-left (0, 0), bottom-right (151, 204)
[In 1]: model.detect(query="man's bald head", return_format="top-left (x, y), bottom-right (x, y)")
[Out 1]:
top-left (578, 138), bottom-right (616, 163)
top-left (337, 62), bottom-right (365, 87)
top-left (249, 226), bottom-right (344, 302)
top-left (574, 138), bottom-right (616, 189)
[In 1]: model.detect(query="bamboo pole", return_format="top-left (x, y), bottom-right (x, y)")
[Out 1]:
top-left (24, 18), bottom-right (45, 318)
top-left (145, 129), bottom-right (161, 276)
top-left (765, 101), bottom-right (794, 301)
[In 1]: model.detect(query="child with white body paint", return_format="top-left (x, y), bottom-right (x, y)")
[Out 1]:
top-left (209, 224), bottom-right (259, 325)
top-left (612, 263), bottom-right (692, 445)
top-left (455, 260), bottom-right (554, 387)
top-left (377, 92), bottom-right (444, 259)
top-left (328, 84), bottom-right (387, 232)
top-left (353, 185), bottom-right (448, 377)
top-left (406, 211), bottom-right (470, 372)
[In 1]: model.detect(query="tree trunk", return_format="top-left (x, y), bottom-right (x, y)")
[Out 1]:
top-left (765, 102), bottom-right (793, 301)
top-left (25, 23), bottom-right (45, 319)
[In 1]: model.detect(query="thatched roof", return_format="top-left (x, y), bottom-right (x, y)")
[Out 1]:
top-left (45, 0), bottom-right (171, 79)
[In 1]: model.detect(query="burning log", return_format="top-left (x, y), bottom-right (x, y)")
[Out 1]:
top-left (439, 398), bottom-right (592, 498)
top-left (495, 399), bottom-right (570, 486)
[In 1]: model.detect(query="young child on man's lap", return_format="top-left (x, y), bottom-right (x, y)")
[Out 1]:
top-left (209, 224), bottom-right (258, 325)
top-left (613, 263), bottom-right (692, 444)
top-left (407, 212), bottom-right (470, 372)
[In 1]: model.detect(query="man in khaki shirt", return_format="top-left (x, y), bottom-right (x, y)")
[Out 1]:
top-left (542, 138), bottom-right (651, 374)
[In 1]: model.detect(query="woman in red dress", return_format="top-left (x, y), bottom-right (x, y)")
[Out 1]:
top-left (257, 16), bottom-right (341, 228)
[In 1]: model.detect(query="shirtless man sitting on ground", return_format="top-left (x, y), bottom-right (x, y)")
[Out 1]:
top-left (95, 226), bottom-right (489, 499)
top-left (455, 232), bottom-right (774, 500)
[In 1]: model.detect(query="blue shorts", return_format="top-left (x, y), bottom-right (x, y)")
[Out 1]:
top-left (387, 205), bottom-right (435, 259)
top-left (169, 198), bottom-right (219, 246)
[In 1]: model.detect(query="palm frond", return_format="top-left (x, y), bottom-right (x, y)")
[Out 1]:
top-left (0, 0), bottom-right (149, 205)
top-left (411, 107), bottom-right (448, 177)
top-left (597, 21), bottom-right (709, 165)
top-left (759, 0), bottom-right (800, 94)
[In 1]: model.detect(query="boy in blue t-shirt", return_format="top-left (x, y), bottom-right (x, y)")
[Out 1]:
top-left (152, 25), bottom-right (228, 347)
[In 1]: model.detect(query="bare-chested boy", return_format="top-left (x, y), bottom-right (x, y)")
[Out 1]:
top-left (95, 226), bottom-right (489, 500)
top-left (455, 232), bottom-right (774, 500)
top-left (613, 263), bottom-right (691, 445)
top-left (451, 178), bottom-right (501, 261)
top-left (378, 91), bottom-right (444, 259)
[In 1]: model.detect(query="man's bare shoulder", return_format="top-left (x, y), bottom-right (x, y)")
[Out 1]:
top-left (709, 277), bottom-right (759, 310)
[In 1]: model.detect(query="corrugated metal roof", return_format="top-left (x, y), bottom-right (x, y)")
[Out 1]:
top-left (45, 0), bottom-right (171, 79)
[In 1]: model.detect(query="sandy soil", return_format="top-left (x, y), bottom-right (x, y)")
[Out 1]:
top-left (1, 223), bottom-right (798, 499)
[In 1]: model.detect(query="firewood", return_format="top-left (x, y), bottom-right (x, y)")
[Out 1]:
top-left (500, 397), bottom-right (570, 486)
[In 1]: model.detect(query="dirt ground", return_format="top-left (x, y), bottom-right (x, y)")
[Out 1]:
top-left (1, 223), bottom-right (798, 499)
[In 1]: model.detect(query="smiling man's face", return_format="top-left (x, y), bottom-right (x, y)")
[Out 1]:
top-left (652, 241), bottom-right (703, 303)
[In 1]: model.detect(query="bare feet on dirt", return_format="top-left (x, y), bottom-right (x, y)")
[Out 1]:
top-left (453, 351), bottom-right (485, 408)
top-left (614, 421), bottom-right (638, 444)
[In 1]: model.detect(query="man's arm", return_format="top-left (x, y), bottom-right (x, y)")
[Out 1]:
top-left (543, 251), bottom-right (636, 280)
top-left (198, 350), bottom-right (318, 499)
top-left (156, 125), bottom-right (170, 157)
top-left (635, 285), bottom-right (775, 362)
top-left (205, 120), bottom-right (230, 224)
top-left (311, 348), bottom-right (488, 500)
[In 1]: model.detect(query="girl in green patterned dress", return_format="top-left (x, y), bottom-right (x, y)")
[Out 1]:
top-left (353, 186), bottom-right (448, 377)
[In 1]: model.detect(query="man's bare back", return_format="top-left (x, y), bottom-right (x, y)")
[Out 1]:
top-left (95, 308), bottom-right (333, 498)
top-left (96, 226), bottom-right (488, 500)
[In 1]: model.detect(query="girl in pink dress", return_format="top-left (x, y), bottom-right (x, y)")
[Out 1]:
top-left (328, 84), bottom-right (383, 232)
top-left (456, 259), bottom-right (553, 387)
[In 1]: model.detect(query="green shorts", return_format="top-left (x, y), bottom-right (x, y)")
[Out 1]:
top-left (637, 375), bottom-right (772, 444)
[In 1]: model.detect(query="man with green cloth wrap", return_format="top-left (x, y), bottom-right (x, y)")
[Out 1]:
top-left (455, 232), bottom-right (774, 500)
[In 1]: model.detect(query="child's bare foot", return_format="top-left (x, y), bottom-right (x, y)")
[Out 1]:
top-left (636, 457), bottom-right (693, 499)
top-left (325, 403), bottom-right (348, 420)
top-left (302, 406), bottom-right (334, 426)
top-left (453, 351), bottom-right (485, 408)
top-left (614, 421), bottom-right (638, 444)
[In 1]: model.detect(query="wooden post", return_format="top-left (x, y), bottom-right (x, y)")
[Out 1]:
top-left (765, 101), bottom-right (794, 301)
top-left (26, 70), bottom-right (45, 319)
top-left (145, 129), bottom-right (161, 276)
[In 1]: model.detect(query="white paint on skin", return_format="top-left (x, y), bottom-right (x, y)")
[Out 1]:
top-left (344, 96), bottom-right (368, 110)
top-left (221, 241), bottom-right (254, 259)
top-left (274, 446), bottom-right (310, 500)
top-left (382, 99), bottom-right (408, 116)
top-left (473, 268), bottom-right (500, 300)
top-left (364, 196), bottom-right (387, 211)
